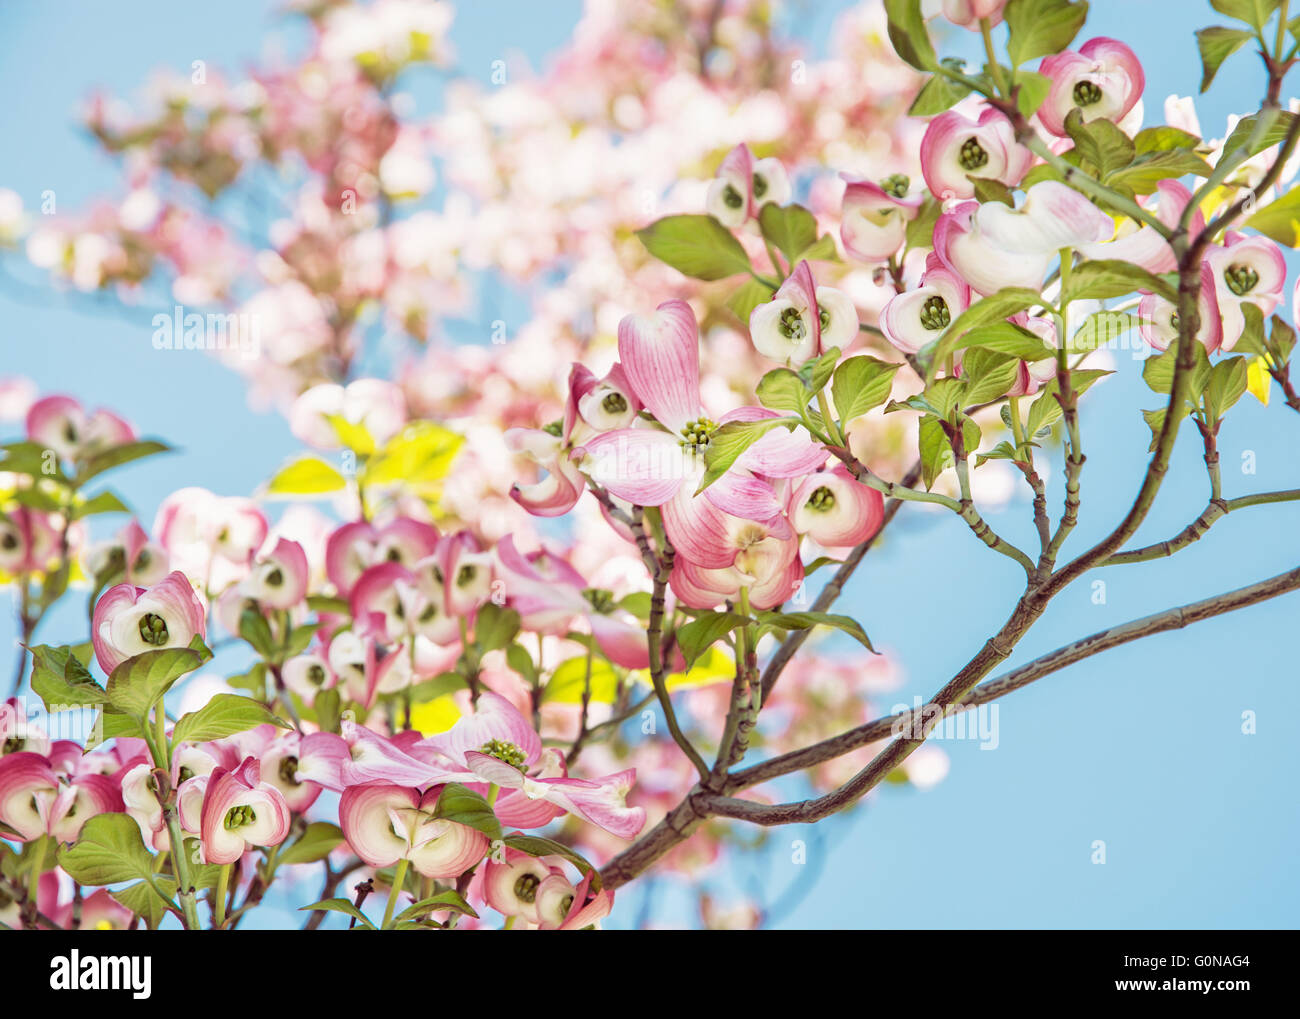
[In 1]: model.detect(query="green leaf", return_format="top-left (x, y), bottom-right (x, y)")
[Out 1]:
top-left (904, 195), bottom-right (942, 251)
top-left (111, 877), bottom-right (177, 929)
top-left (1069, 311), bottom-right (1139, 352)
top-left (395, 890), bottom-right (479, 923)
top-left (172, 693), bottom-right (287, 745)
top-left (1107, 150), bottom-right (1214, 195)
top-left (307, 594), bottom-right (350, 615)
top-left (1206, 356), bottom-right (1249, 421)
top-left (1064, 259), bottom-right (1178, 303)
top-left (969, 176), bottom-right (1015, 207)
top-left (1141, 407), bottom-right (1167, 452)
top-left (634, 214), bottom-right (753, 280)
top-left (365, 423), bottom-right (463, 489)
top-left (1027, 369), bottom-right (1113, 434)
top-left (831, 356), bottom-right (903, 424)
top-left (541, 655), bottom-right (618, 704)
top-left (57, 812), bottom-right (157, 886)
top-left (1196, 26), bottom-right (1254, 92)
top-left (105, 647), bottom-right (205, 719)
top-left (924, 377), bottom-right (967, 419)
top-left (431, 783), bottom-right (503, 841)
top-left (961, 349), bottom-right (1022, 404)
top-left (1221, 111), bottom-right (1298, 161)
top-left (884, 0), bottom-right (937, 70)
top-left (474, 603), bottom-right (520, 653)
top-left (503, 833), bottom-right (603, 891)
top-left (675, 612), bottom-right (747, 669)
top-left (756, 368), bottom-right (811, 415)
top-left (953, 322), bottom-right (1054, 361)
top-left (727, 277), bottom-right (774, 324)
top-left (909, 70), bottom-right (973, 116)
top-left (1133, 126), bottom-right (1202, 154)
top-left (807, 347), bottom-right (841, 394)
top-left (410, 670), bottom-right (470, 703)
top-left (265, 456), bottom-right (348, 496)
top-left (278, 822), bottom-right (345, 866)
top-left (325, 414), bottom-right (376, 456)
top-left (78, 440), bottom-right (171, 483)
top-left (1014, 69), bottom-right (1052, 118)
top-left (756, 611), bottom-right (876, 654)
top-left (85, 708), bottom-right (144, 750)
top-left (1142, 343), bottom-right (1212, 397)
top-left (28, 644), bottom-right (106, 712)
top-left (72, 490), bottom-right (131, 519)
top-left (929, 287), bottom-right (1043, 381)
top-left (1270, 314), bottom-right (1297, 363)
top-left (975, 440), bottom-right (1026, 468)
top-left (918, 414), bottom-right (953, 490)
top-left (1244, 184), bottom-right (1300, 246)
top-left (297, 897), bottom-right (376, 929)
top-left (1065, 108), bottom-right (1135, 179)
top-left (758, 203), bottom-right (819, 266)
top-left (697, 416), bottom-right (799, 493)
top-left (1210, 0), bottom-right (1283, 31)
top-left (239, 607), bottom-right (276, 660)
top-left (1006, 0), bottom-right (1089, 67)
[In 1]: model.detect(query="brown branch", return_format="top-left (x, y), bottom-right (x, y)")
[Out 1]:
top-left (715, 562), bottom-right (1300, 804)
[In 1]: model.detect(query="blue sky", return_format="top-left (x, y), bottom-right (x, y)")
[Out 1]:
top-left (0, 2), bottom-right (1296, 929)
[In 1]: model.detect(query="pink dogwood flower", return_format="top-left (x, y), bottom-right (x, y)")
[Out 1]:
top-left (196, 757), bottom-right (291, 865)
top-left (881, 254), bottom-right (972, 355)
top-left (788, 466), bottom-right (884, 548)
top-left (238, 537), bottom-right (309, 610)
top-left (705, 143), bottom-right (791, 228)
top-left (339, 782), bottom-right (488, 878)
top-left (25, 394), bottom-right (134, 462)
top-left (920, 106), bottom-right (1032, 201)
top-left (83, 519), bottom-right (170, 587)
top-left (940, 0), bottom-right (1007, 29)
top-left (0, 506), bottom-right (58, 576)
top-left (934, 183), bottom-right (1113, 296)
top-left (0, 751), bottom-right (122, 843)
top-left (840, 175), bottom-right (922, 262)
top-left (749, 260), bottom-right (858, 366)
top-left (1139, 262), bottom-right (1223, 353)
top-left (670, 517), bottom-right (802, 610)
top-left (1205, 231), bottom-right (1288, 350)
top-left (91, 570), bottom-right (206, 674)
top-left (1038, 38), bottom-right (1145, 138)
top-left (325, 517), bottom-right (439, 596)
top-left (1078, 180), bottom-right (1202, 274)
top-left (580, 301), bottom-right (825, 552)
top-left (418, 692), bottom-right (646, 839)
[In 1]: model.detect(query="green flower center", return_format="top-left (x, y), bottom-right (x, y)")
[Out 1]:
top-left (224, 804), bottom-right (257, 830)
top-left (919, 296), bottom-right (951, 331)
top-left (880, 173), bottom-right (910, 198)
top-left (1073, 80), bottom-right (1103, 107)
top-left (4, 737), bottom-right (24, 754)
top-left (178, 766), bottom-right (195, 783)
top-left (542, 419), bottom-right (563, 437)
top-left (306, 664), bottom-right (326, 685)
top-left (807, 485), bottom-right (836, 512)
top-left (1224, 263), bottom-right (1259, 296)
top-left (279, 755), bottom-right (300, 786)
top-left (958, 137), bottom-right (988, 172)
top-left (0, 533), bottom-right (17, 551)
top-left (385, 547), bottom-right (403, 563)
top-left (265, 566), bottom-right (283, 587)
top-left (514, 873), bottom-right (541, 904)
top-left (779, 307), bottom-right (808, 341)
top-left (679, 417), bottom-right (718, 452)
top-left (480, 739), bottom-right (527, 770)
top-left (722, 183), bottom-right (744, 209)
top-left (456, 564), bottom-right (478, 587)
top-left (418, 603), bottom-right (439, 623)
top-left (138, 612), bottom-right (170, 646)
top-left (752, 173), bottom-right (768, 200)
top-left (601, 391), bottom-right (628, 415)
top-left (582, 588), bottom-right (614, 613)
